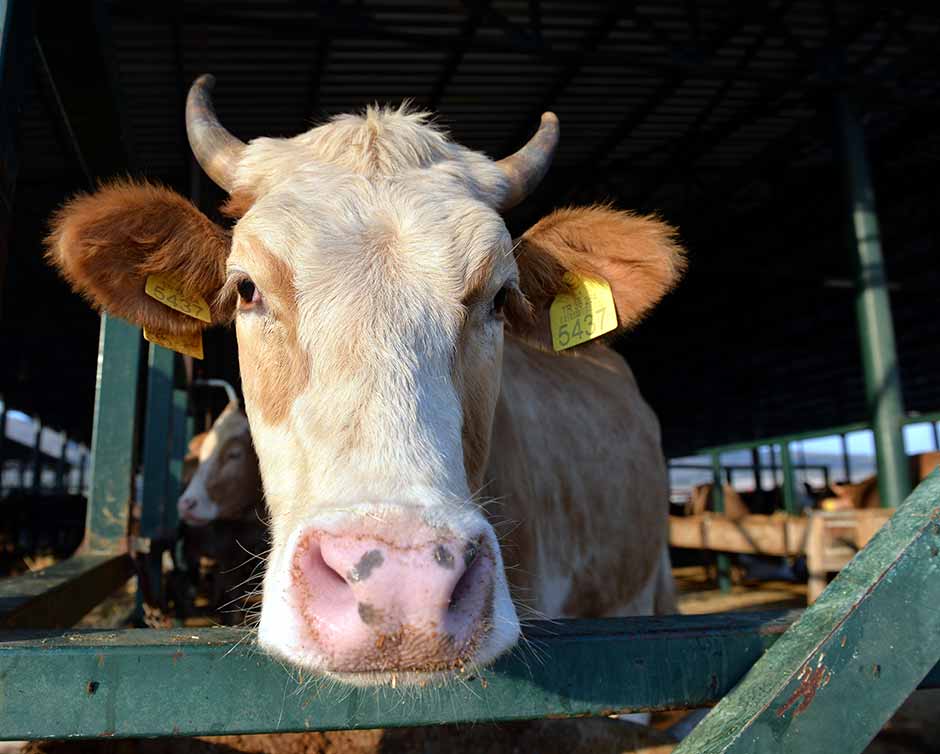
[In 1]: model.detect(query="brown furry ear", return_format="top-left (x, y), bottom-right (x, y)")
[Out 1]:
top-left (45, 180), bottom-right (232, 335)
top-left (509, 205), bottom-right (686, 346)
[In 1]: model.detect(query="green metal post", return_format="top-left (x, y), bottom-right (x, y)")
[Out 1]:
top-left (168, 388), bottom-right (188, 516)
top-left (751, 446), bottom-right (765, 510)
top-left (29, 419), bottom-right (42, 494)
top-left (140, 344), bottom-right (176, 540)
top-left (779, 442), bottom-right (797, 514)
top-left (137, 344), bottom-right (177, 617)
top-left (55, 431), bottom-right (67, 493)
top-left (711, 452), bottom-right (731, 593)
top-left (85, 315), bottom-right (141, 554)
top-left (836, 93), bottom-right (910, 508)
top-left (0, 398), bottom-right (6, 493)
top-left (841, 433), bottom-right (851, 481)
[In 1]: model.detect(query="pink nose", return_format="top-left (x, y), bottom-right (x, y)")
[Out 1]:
top-left (290, 519), bottom-right (495, 673)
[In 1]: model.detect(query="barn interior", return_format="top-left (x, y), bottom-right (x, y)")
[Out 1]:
top-left (3, 0), bottom-right (939, 465)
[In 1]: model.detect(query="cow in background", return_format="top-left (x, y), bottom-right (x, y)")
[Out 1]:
top-left (816, 451), bottom-right (940, 510)
top-left (684, 483), bottom-right (787, 519)
top-left (177, 402), bottom-right (267, 624)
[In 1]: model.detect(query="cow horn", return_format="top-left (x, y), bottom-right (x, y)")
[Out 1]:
top-left (186, 74), bottom-right (246, 192)
top-left (495, 112), bottom-right (560, 210)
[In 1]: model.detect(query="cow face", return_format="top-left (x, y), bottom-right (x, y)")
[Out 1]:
top-left (177, 402), bottom-right (262, 526)
top-left (46, 76), bottom-right (684, 685)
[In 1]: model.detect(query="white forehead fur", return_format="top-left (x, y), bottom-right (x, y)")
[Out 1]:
top-left (228, 106), bottom-right (518, 514)
top-left (232, 104), bottom-right (512, 202)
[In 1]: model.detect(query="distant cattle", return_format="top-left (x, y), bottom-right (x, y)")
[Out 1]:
top-left (685, 483), bottom-right (784, 519)
top-left (816, 451), bottom-right (940, 510)
top-left (177, 402), bottom-right (267, 624)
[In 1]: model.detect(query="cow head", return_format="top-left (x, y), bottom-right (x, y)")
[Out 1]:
top-left (46, 76), bottom-right (684, 685)
top-left (177, 401), bottom-right (263, 526)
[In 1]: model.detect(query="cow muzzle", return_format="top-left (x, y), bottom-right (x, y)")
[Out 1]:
top-left (271, 509), bottom-right (501, 676)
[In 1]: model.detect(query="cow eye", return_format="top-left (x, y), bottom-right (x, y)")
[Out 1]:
top-left (491, 287), bottom-right (509, 319)
top-left (236, 278), bottom-right (260, 308)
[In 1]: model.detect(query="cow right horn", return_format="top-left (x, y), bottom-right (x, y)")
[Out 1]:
top-left (495, 112), bottom-right (560, 211)
top-left (186, 74), bottom-right (246, 192)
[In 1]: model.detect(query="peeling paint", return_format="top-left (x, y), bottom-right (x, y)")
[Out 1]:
top-left (776, 656), bottom-right (832, 719)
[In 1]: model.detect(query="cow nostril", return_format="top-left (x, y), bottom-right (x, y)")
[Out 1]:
top-left (449, 539), bottom-right (486, 612)
top-left (463, 540), bottom-right (480, 568)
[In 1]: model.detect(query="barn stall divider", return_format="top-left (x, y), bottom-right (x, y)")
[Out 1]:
top-left (0, 315), bottom-right (936, 749)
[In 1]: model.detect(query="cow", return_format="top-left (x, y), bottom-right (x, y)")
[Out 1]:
top-left (45, 74), bottom-right (685, 686)
top-left (816, 451), bottom-right (940, 510)
top-left (684, 483), bottom-right (790, 519)
top-left (176, 401), bottom-right (267, 624)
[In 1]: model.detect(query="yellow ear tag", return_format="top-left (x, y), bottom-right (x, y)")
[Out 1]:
top-left (549, 272), bottom-right (617, 351)
top-left (145, 273), bottom-right (211, 323)
top-left (143, 328), bottom-right (204, 360)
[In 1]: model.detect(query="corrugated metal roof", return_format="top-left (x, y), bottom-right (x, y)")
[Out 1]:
top-left (7, 0), bottom-right (940, 451)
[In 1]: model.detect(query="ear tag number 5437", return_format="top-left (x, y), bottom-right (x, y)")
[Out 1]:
top-left (549, 273), bottom-right (617, 351)
top-left (145, 273), bottom-right (211, 323)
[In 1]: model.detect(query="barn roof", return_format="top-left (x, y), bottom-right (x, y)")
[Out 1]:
top-left (5, 0), bottom-right (940, 455)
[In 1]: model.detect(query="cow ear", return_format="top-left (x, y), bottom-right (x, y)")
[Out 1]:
top-left (508, 205), bottom-right (686, 346)
top-left (45, 180), bottom-right (233, 335)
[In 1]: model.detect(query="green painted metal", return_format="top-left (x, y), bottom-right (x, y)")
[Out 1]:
top-left (169, 388), bottom-right (188, 512)
top-left (0, 554), bottom-right (132, 629)
top-left (0, 399), bottom-right (6, 490)
top-left (85, 315), bottom-right (141, 555)
top-left (55, 430), bottom-right (68, 492)
top-left (779, 442), bottom-right (797, 514)
top-left (0, 611), bottom-right (806, 739)
top-left (711, 452), bottom-right (731, 592)
top-left (837, 92), bottom-right (911, 510)
top-left (140, 343), bottom-right (176, 540)
top-left (674, 470), bottom-right (940, 754)
top-left (0, 612), bottom-right (936, 740)
top-left (29, 418), bottom-right (41, 493)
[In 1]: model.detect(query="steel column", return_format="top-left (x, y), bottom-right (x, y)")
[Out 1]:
top-left (54, 431), bottom-right (67, 493)
top-left (140, 344), bottom-right (176, 541)
top-left (29, 419), bottom-right (42, 494)
top-left (840, 433), bottom-right (852, 481)
top-left (779, 442), bottom-right (797, 514)
top-left (137, 344), bottom-right (177, 618)
top-left (85, 315), bottom-right (141, 554)
top-left (711, 452), bottom-right (731, 592)
top-left (836, 93), bottom-right (910, 508)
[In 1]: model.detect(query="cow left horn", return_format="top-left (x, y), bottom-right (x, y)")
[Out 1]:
top-left (186, 74), bottom-right (246, 192)
top-left (495, 112), bottom-right (560, 210)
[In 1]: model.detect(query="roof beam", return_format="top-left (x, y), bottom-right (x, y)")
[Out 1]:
top-left (427, 0), bottom-right (491, 111)
top-left (305, 0), bottom-right (336, 122)
top-left (629, 7), bottom-right (884, 209)
top-left (500, 3), bottom-right (622, 155)
top-left (538, 9), bottom-right (756, 214)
